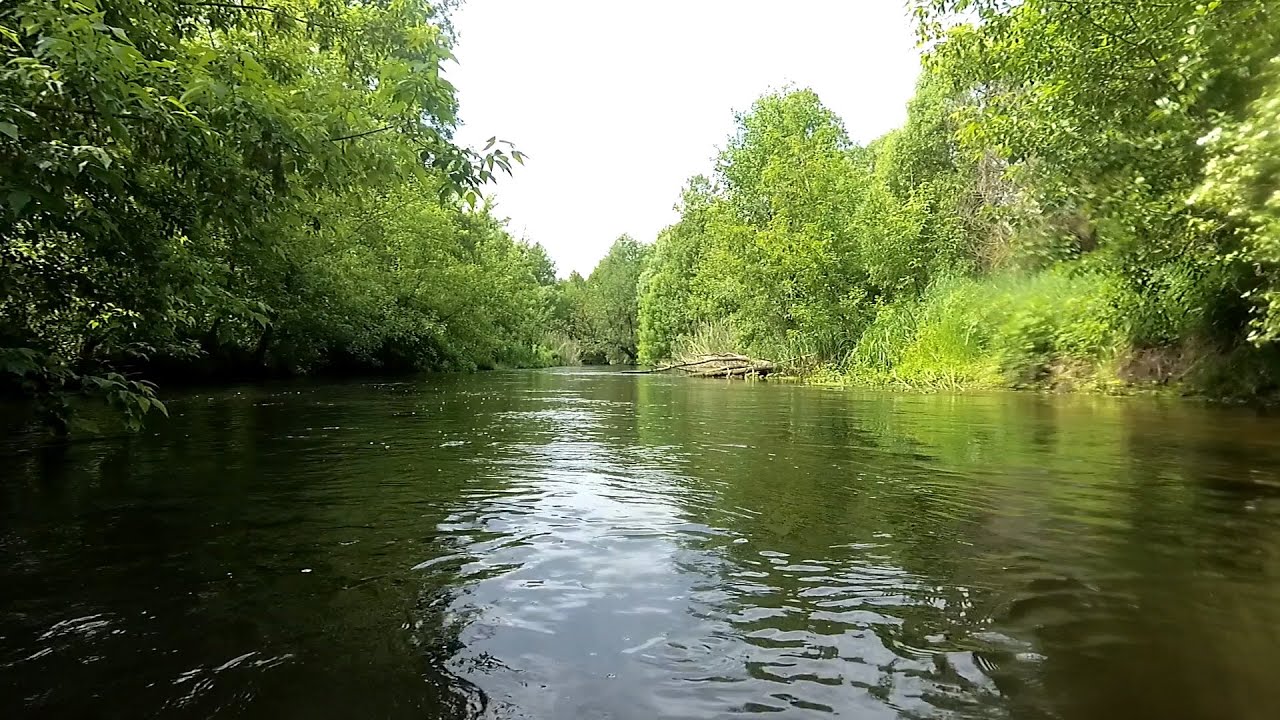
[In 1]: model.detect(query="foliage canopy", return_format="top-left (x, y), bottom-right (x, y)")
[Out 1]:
top-left (1, 0), bottom-right (544, 431)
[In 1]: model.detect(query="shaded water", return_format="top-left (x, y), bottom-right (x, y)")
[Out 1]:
top-left (3, 369), bottom-right (1280, 719)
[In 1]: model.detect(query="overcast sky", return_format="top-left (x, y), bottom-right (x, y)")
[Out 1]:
top-left (447, 0), bottom-right (922, 277)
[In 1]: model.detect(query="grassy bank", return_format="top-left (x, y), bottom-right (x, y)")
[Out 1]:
top-left (809, 270), bottom-right (1280, 401)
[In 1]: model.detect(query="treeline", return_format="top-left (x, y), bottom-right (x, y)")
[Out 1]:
top-left (1, 1), bottom-right (562, 431)
top-left (626, 0), bottom-right (1280, 396)
top-left (547, 235), bottom-right (649, 365)
top-left (7, 1), bottom-right (1280, 434)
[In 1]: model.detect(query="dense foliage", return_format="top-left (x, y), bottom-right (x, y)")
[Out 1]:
top-left (7, 0), bottom-right (1280, 432)
top-left (636, 84), bottom-right (977, 367)
top-left (1, 0), bottom-right (557, 431)
top-left (550, 235), bottom-right (649, 365)
top-left (631, 0), bottom-right (1280, 395)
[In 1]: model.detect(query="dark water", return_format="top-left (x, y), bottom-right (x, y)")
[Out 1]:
top-left (3, 369), bottom-right (1280, 719)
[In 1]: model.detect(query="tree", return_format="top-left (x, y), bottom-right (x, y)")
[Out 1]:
top-left (0, 0), bottom-right (536, 431)
top-left (914, 0), bottom-right (1280, 344)
top-left (1192, 67), bottom-right (1280, 345)
top-left (581, 235), bottom-right (649, 364)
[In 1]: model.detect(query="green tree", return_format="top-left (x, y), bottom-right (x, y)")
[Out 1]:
top-left (637, 87), bottom-right (976, 365)
top-left (581, 235), bottom-right (649, 364)
top-left (1193, 66), bottom-right (1280, 345)
top-left (1, 0), bottom-right (534, 431)
top-left (915, 0), bottom-right (1280, 345)
top-left (637, 177), bottom-right (719, 364)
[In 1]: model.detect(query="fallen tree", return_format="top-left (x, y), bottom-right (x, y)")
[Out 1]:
top-left (623, 353), bottom-right (776, 378)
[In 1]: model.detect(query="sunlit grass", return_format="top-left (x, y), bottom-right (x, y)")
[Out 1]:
top-left (836, 269), bottom-right (1127, 390)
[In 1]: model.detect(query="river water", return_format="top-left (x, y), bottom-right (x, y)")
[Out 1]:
top-left (3, 369), bottom-right (1280, 719)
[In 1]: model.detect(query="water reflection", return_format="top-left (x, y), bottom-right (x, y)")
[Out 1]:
top-left (2, 370), bottom-right (1280, 719)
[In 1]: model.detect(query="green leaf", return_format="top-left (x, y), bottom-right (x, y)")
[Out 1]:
top-left (7, 190), bottom-right (31, 214)
top-left (0, 122), bottom-right (16, 140)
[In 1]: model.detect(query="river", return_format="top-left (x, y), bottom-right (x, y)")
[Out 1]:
top-left (3, 369), bottom-right (1279, 719)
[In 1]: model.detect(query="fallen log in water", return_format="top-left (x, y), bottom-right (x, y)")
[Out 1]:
top-left (624, 353), bottom-right (776, 378)
top-left (689, 361), bottom-right (775, 378)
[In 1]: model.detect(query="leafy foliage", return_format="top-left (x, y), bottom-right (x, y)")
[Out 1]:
top-left (552, 236), bottom-right (649, 365)
top-left (630, 1), bottom-right (1280, 395)
top-left (1, 0), bottom-right (548, 432)
top-left (1192, 63), bottom-right (1280, 344)
top-left (915, 0), bottom-right (1279, 345)
top-left (637, 84), bottom-right (975, 365)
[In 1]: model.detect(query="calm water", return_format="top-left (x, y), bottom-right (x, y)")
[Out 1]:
top-left (3, 369), bottom-right (1280, 719)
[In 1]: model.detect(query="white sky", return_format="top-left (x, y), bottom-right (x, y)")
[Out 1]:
top-left (448, 0), bottom-right (922, 277)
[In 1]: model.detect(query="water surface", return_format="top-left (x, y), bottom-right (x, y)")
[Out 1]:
top-left (3, 369), bottom-right (1280, 719)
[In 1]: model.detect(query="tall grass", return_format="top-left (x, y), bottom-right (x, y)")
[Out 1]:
top-left (671, 321), bottom-right (741, 360)
top-left (669, 320), bottom-right (832, 374)
top-left (838, 269), bottom-right (1127, 389)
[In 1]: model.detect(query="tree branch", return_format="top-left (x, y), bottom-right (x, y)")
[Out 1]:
top-left (328, 125), bottom-right (396, 142)
top-left (178, 2), bottom-right (341, 30)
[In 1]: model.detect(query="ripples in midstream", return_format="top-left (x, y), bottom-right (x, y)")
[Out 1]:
top-left (415, 393), bottom-right (1019, 719)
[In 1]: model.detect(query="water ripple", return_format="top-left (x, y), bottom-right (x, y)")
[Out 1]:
top-left (5, 372), bottom-right (1280, 719)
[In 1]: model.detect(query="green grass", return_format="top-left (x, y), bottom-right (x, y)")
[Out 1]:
top-left (670, 321), bottom-right (742, 360)
top-left (834, 269), bottom-right (1128, 390)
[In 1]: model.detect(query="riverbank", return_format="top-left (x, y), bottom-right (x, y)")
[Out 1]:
top-left (695, 363), bottom-right (1278, 404)
top-left (629, 2), bottom-right (1280, 403)
top-left (765, 268), bottom-right (1276, 402)
top-left (653, 268), bottom-right (1280, 402)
